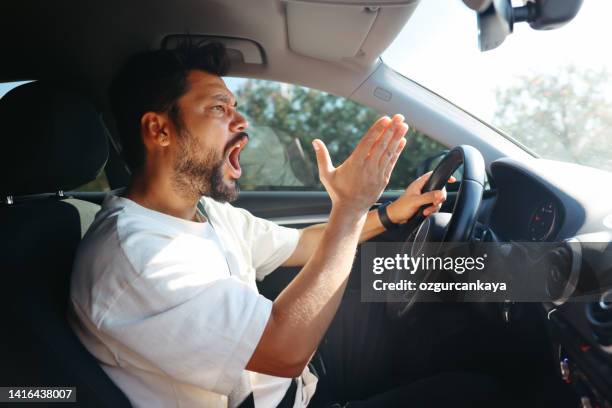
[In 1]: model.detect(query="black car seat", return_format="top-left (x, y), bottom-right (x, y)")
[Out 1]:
top-left (0, 81), bottom-right (132, 407)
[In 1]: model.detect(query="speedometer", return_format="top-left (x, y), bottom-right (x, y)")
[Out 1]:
top-left (528, 201), bottom-right (557, 241)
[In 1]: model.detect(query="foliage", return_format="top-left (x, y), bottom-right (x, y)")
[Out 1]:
top-left (493, 66), bottom-right (612, 172)
top-left (234, 79), bottom-right (446, 191)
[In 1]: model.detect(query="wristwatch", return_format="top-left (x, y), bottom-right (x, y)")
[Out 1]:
top-left (377, 201), bottom-right (399, 230)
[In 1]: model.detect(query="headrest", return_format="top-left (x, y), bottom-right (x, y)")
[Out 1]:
top-left (0, 81), bottom-right (109, 196)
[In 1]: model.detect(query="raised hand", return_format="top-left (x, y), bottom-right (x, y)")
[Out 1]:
top-left (312, 114), bottom-right (408, 214)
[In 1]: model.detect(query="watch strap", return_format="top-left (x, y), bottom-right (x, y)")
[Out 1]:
top-left (377, 201), bottom-right (399, 230)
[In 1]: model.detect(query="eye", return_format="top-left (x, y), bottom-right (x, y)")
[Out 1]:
top-left (210, 105), bottom-right (226, 113)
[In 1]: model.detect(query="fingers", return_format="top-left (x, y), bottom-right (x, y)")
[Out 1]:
top-left (411, 172), bottom-right (456, 194)
top-left (383, 137), bottom-right (407, 182)
top-left (353, 116), bottom-right (392, 160)
top-left (415, 189), bottom-right (445, 208)
top-left (421, 187), bottom-right (448, 216)
top-left (412, 171), bottom-right (433, 191)
top-left (312, 139), bottom-right (334, 180)
top-left (379, 122), bottom-right (409, 168)
top-left (423, 204), bottom-right (441, 217)
top-left (371, 115), bottom-right (407, 164)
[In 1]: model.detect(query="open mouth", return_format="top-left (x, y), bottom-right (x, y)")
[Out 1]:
top-left (225, 133), bottom-right (249, 180)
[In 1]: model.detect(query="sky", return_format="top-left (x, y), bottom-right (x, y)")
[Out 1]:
top-left (381, 0), bottom-right (612, 123)
top-left (0, 81), bottom-right (30, 99)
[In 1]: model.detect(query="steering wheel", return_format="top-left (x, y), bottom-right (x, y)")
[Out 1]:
top-left (386, 145), bottom-right (486, 318)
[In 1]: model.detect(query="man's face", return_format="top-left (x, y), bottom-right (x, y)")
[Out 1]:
top-left (170, 70), bottom-right (248, 202)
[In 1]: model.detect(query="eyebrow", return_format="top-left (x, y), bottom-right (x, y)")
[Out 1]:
top-left (211, 92), bottom-right (238, 107)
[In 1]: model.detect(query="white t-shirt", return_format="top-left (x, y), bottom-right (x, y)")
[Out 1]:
top-left (68, 195), bottom-right (318, 407)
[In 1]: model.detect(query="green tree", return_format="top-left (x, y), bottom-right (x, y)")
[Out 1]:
top-left (234, 79), bottom-right (446, 190)
top-left (493, 66), bottom-right (612, 172)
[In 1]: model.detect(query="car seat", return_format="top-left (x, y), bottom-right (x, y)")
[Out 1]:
top-left (0, 81), bottom-right (132, 407)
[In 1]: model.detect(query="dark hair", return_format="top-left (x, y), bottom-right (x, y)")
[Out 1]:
top-left (109, 41), bottom-right (230, 172)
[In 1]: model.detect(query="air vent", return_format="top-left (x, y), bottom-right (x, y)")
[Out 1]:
top-left (546, 238), bottom-right (581, 306)
top-left (586, 289), bottom-right (612, 348)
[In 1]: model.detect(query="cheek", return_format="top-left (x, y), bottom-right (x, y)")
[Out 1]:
top-left (197, 117), bottom-right (230, 144)
top-left (182, 115), bottom-right (231, 158)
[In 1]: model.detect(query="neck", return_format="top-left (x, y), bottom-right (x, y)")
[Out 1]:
top-left (125, 166), bottom-right (200, 221)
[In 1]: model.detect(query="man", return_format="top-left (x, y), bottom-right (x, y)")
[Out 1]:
top-left (69, 42), bottom-right (491, 407)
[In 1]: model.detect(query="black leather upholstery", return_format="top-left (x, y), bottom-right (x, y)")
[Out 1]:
top-left (0, 82), bottom-right (131, 407)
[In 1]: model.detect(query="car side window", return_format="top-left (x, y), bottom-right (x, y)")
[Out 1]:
top-left (226, 78), bottom-right (447, 191)
top-left (74, 172), bottom-right (111, 192)
top-left (0, 80), bottom-right (33, 99)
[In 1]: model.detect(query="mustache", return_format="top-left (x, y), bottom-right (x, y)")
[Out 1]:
top-left (223, 132), bottom-right (249, 154)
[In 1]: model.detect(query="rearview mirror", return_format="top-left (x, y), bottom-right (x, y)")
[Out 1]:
top-left (464, 0), bottom-right (584, 51)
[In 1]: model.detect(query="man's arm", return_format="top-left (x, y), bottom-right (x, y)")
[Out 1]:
top-left (282, 172), bottom-right (450, 268)
top-left (246, 115), bottom-right (407, 377)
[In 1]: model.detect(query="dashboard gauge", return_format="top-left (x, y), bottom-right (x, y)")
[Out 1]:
top-left (528, 201), bottom-right (557, 241)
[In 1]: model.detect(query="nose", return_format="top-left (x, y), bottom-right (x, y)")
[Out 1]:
top-left (230, 110), bottom-right (248, 133)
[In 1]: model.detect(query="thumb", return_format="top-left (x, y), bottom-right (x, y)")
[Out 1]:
top-left (312, 139), bottom-right (334, 177)
top-left (415, 190), bottom-right (443, 208)
top-left (412, 171), bottom-right (433, 191)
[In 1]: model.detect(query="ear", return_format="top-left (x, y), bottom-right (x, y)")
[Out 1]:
top-left (140, 112), bottom-right (171, 147)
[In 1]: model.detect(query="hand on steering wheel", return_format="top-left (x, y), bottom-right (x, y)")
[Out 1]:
top-left (386, 145), bottom-right (486, 318)
top-left (386, 172), bottom-right (457, 226)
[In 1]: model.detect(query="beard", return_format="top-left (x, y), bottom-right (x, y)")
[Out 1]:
top-left (171, 129), bottom-right (240, 203)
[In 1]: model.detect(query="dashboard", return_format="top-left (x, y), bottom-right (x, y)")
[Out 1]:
top-left (489, 162), bottom-right (565, 243)
top-left (487, 157), bottom-right (612, 405)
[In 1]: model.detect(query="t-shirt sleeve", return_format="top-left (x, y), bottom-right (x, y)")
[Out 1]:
top-left (231, 206), bottom-right (301, 281)
top-left (98, 256), bottom-right (272, 396)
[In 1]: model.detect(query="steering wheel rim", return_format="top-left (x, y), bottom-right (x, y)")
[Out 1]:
top-left (387, 145), bottom-right (486, 318)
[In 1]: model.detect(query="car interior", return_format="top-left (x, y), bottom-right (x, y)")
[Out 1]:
top-left (1, 0), bottom-right (611, 407)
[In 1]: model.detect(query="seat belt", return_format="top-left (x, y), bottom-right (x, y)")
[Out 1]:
top-left (196, 200), bottom-right (209, 223)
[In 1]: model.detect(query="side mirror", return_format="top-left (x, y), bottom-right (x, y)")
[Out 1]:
top-left (416, 149), bottom-right (449, 177)
top-left (285, 138), bottom-right (318, 186)
top-left (465, 0), bottom-right (584, 51)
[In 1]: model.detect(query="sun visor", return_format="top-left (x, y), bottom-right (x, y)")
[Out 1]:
top-left (285, 0), bottom-right (420, 64)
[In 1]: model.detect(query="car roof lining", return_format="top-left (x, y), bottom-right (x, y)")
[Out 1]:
top-left (1, 0), bottom-right (420, 106)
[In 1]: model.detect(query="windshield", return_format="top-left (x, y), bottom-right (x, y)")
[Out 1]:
top-left (383, 1), bottom-right (612, 172)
